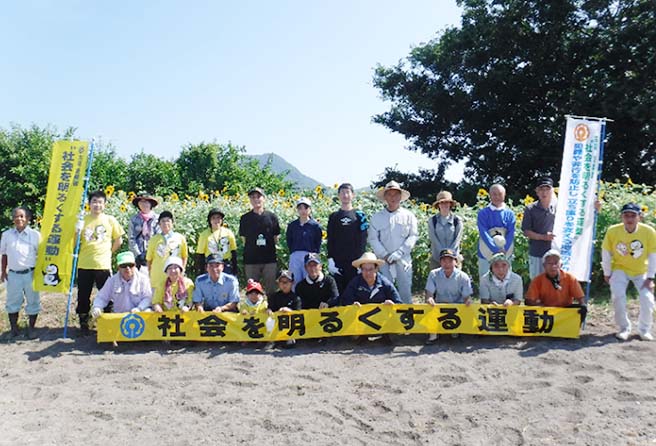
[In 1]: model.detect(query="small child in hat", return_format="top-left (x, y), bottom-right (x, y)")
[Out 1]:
top-left (241, 279), bottom-right (268, 315)
top-left (268, 270), bottom-right (302, 348)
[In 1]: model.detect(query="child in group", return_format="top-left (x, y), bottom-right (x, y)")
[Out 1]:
top-left (240, 279), bottom-right (269, 315)
top-left (267, 270), bottom-right (302, 348)
top-left (146, 211), bottom-right (188, 294)
top-left (267, 270), bottom-right (302, 314)
top-left (152, 256), bottom-right (194, 313)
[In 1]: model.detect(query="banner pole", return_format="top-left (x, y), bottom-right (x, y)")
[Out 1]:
top-left (63, 139), bottom-right (96, 339)
top-left (584, 121), bottom-right (607, 306)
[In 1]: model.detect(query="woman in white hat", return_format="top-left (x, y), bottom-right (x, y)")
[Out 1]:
top-left (152, 256), bottom-right (194, 313)
top-left (428, 191), bottom-right (463, 270)
top-left (339, 252), bottom-right (402, 306)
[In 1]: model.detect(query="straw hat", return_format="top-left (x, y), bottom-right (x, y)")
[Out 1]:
top-left (432, 191), bottom-right (458, 208)
top-left (352, 252), bottom-right (385, 269)
top-left (375, 181), bottom-right (411, 202)
top-left (132, 193), bottom-right (159, 209)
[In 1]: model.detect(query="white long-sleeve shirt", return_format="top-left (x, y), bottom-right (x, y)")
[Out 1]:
top-left (368, 207), bottom-right (418, 262)
top-left (93, 270), bottom-right (153, 312)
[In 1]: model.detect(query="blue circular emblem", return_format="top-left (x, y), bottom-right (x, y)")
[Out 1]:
top-left (120, 313), bottom-right (145, 339)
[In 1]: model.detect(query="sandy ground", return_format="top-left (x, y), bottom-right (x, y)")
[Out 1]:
top-left (1, 289), bottom-right (655, 446)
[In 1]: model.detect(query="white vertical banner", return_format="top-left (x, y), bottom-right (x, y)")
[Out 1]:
top-left (552, 118), bottom-right (602, 281)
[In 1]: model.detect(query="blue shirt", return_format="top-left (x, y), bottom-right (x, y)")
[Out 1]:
top-left (477, 205), bottom-right (516, 260)
top-left (340, 273), bottom-right (402, 305)
top-left (192, 273), bottom-right (240, 310)
top-left (286, 218), bottom-right (322, 253)
top-left (425, 268), bottom-right (473, 303)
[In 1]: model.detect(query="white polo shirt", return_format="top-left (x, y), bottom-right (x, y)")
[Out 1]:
top-left (0, 226), bottom-right (41, 270)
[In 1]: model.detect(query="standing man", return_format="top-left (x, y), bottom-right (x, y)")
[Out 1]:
top-left (239, 187), bottom-right (280, 296)
top-left (602, 203), bottom-right (656, 341)
top-left (326, 183), bottom-right (368, 293)
top-left (522, 177), bottom-right (557, 279)
top-left (477, 183), bottom-right (516, 279)
top-left (368, 181), bottom-right (418, 304)
top-left (76, 190), bottom-right (124, 335)
top-left (1, 206), bottom-right (41, 339)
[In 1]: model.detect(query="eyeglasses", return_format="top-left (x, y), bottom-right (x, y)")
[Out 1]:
top-left (119, 264), bottom-right (135, 269)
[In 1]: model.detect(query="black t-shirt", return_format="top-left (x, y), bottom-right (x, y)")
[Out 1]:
top-left (239, 210), bottom-right (281, 264)
top-left (326, 209), bottom-right (368, 265)
top-left (296, 274), bottom-right (339, 309)
top-left (268, 291), bottom-right (302, 312)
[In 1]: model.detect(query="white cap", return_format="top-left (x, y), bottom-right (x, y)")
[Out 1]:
top-left (296, 197), bottom-right (312, 207)
top-left (163, 256), bottom-right (184, 273)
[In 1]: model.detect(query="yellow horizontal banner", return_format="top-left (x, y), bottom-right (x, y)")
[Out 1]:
top-left (96, 304), bottom-right (582, 342)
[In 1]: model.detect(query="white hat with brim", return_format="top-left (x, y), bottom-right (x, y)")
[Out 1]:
top-left (375, 181), bottom-right (411, 203)
top-left (163, 256), bottom-right (185, 273)
top-left (352, 252), bottom-right (385, 269)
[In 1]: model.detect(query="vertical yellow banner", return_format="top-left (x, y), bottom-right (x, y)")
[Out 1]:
top-left (33, 141), bottom-right (89, 292)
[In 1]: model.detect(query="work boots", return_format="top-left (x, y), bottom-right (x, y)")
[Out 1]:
top-left (8, 313), bottom-right (20, 338)
top-left (79, 313), bottom-right (90, 336)
top-left (27, 314), bottom-right (38, 339)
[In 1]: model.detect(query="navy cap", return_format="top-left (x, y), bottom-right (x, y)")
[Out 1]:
top-left (439, 249), bottom-right (458, 259)
top-left (536, 177), bottom-right (553, 188)
top-left (304, 253), bottom-right (321, 265)
top-left (277, 270), bottom-right (294, 281)
top-left (205, 254), bottom-right (224, 264)
top-left (621, 203), bottom-right (641, 214)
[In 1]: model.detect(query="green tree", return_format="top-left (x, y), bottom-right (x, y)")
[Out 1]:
top-left (89, 144), bottom-right (129, 192)
top-left (0, 124), bottom-right (60, 227)
top-left (126, 151), bottom-right (181, 196)
top-left (176, 142), bottom-right (292, 195)
top-left (373, 0), bottom-right (656, 196)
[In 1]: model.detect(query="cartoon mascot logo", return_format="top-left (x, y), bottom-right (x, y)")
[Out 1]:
top-left (43, 264), bottom-right (61, 286)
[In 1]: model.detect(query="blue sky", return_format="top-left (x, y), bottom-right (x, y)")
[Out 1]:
top-left (1, 1), bottom-right (463, 188)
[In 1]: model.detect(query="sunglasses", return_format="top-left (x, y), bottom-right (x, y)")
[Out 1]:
top-left (119, 264), bottom-right (135, 269)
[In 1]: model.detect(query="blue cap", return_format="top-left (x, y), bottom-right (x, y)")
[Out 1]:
top-left (621, 203), bottom-right (641, 214)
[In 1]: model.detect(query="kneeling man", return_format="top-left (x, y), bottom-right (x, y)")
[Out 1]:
top-left (91, 251), bottom-right (153, 317)
top-left (193, 254), bottom-right (239, 313)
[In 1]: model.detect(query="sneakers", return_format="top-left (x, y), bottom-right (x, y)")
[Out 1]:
top-left (639, 332), bottom-right (654, 341)
top-left (615, 330), bottom-right (631, 341)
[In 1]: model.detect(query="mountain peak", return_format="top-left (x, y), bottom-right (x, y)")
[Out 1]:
top-left (248, 153), bottom-right (324, 190)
